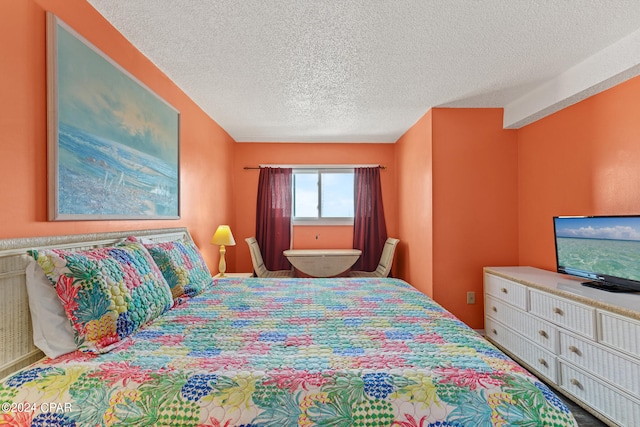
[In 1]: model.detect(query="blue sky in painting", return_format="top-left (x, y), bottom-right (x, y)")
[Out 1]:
top-left (57, 23), bottom-right (178, 166)
top-left (555, 216), bottom-right (640, 241)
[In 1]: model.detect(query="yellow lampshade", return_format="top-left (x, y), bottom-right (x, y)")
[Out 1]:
top-left (211, 225), bottom-right (235, 277)
top-left (211, 225), bottom-right (236, 246)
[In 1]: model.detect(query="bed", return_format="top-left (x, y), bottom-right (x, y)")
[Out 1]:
top-left (0, 228), bottom-right (577, 426)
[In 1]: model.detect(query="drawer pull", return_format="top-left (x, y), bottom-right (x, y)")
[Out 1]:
top-left (538, 358), bottom-right (548, 367)
top-left (491, 329), bottom-right (497, 335)
top-left (553, 307), bottom-right (564, 316)
top-left (500, 288), bottom-right (508, 294)
top-left (568, 345), bottom-right (582, 356)
top-left (538, 330), bottom-right (548, 338)
top-left (492, 306), bottom-right (498, 312)
top-left (569, 378), bottom-right (584, 390)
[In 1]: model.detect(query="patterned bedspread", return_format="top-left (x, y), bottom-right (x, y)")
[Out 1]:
top-left (1, 277), bottom-right (577, 426)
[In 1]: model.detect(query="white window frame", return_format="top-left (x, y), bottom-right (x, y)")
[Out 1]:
top-left (292, 167), bottom-right (354, 226)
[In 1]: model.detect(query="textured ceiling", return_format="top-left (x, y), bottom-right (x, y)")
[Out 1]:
top-left (87, 1), bottom-right (640, 143)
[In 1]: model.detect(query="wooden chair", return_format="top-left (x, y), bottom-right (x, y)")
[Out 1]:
top-left (348, 238), bottom-right (399, 277)
top-left (245, 237), bottom-right (295, 278)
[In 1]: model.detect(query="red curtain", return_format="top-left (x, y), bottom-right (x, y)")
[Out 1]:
top-left (256, 167), bottom-right (292, 270)
top-left (352, 167), bottom-right (388, 272)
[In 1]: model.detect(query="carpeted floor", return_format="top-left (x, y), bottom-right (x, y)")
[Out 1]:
top-left (561, 396), bottom-right (607, 426)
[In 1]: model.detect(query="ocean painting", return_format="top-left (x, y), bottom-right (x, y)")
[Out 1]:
top-left (48, 15), bottom-right (179, 219)
top-left (555, 216), bottom-right (640, 282)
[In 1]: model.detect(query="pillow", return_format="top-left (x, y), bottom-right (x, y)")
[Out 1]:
top-left (130, 236), bottom-right (213, 299)
top-left (25, 260), bottom-right (77, 358)
top-left (30, 240), bottom-right (173, 353)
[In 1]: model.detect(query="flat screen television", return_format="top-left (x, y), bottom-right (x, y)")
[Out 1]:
top-left (553, 215), bottom-right (640, 292)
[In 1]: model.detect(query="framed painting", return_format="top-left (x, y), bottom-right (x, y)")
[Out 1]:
top-left (47, 14), bottom-right (180, 220)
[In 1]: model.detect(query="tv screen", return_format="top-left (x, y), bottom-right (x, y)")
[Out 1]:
top-left (553, 215), bottom-right (640, 292)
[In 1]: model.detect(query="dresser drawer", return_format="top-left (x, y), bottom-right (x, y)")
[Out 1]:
top-left (484, 274), bottom-right (528, 310)
top-left (529, 290), bottom-right (596, 339)
top-left (559, 331), bottom-right (640, 397)
top-left (485, 317), bottom-right (557, 382)
top-left (486, 295), bottom-right (557, 352)
top-left (598, 310), bottom-right (640, 358)
top-left (560, 362), bottom-right (640, 427)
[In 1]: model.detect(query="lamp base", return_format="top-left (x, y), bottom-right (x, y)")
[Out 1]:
top-left (218, 245), bottom-right (227, 277)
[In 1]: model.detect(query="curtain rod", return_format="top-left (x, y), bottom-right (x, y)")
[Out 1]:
top-left (243, 164), bottom-right (386, 170)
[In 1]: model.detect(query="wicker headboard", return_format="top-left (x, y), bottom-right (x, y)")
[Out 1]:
top-left (0, 227), bottom-right (191, 380)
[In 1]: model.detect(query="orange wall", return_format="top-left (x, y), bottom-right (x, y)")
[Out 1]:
top-left (518, 74), bottom-right (640, 270)
top-left (232, 143), bottom-right (397, 274)
top-left (431, 109), bottom-right (519, 328)
top-left (396, 109), bottom-right (519, 328)
top-left (292, 226), bottom-right (354, 249)
top-left (0, 0), bottom-right (235, 270)
top-left (396, 111), bottom-right (434, 295)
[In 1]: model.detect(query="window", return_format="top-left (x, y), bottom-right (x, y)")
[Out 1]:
top-left (293, 168), bottom-right (354, 224)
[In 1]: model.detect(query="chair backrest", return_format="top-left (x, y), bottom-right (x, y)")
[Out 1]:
top-left (245, 237), bottom-right (268, 277)
top-left (374, 238), bottom-right (400, 277)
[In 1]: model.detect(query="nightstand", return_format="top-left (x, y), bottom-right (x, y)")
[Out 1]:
top-left (213, 272), bottom-right (253, 278)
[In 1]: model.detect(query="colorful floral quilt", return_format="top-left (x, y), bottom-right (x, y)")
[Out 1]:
top-left (1, 277), bottom-right (577, 426)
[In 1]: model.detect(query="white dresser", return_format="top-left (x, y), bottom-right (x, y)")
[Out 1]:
top-left (484, 266), bottom-right (640, 427)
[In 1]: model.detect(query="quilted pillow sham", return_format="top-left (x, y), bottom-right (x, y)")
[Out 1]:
top-left (130, 236), bottom-right (213, 299)
top-left (30, 240), bottom-right (173, 354)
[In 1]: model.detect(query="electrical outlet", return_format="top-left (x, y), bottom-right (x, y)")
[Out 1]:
top-left (467, 291), bottom-right (476, 304)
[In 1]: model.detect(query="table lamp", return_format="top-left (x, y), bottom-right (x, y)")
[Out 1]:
top-left (211, 225), bottom-right (236, 277)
